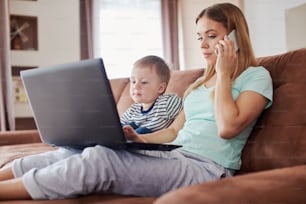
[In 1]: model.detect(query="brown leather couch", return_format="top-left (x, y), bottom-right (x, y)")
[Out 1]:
top-left (1, 48), bottom-right (306, 203)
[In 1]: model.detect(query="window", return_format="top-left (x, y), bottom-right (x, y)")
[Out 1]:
top-left (93, 0), bottom-right (163, 79)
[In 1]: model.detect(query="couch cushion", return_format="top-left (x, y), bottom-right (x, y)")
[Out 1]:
top-left (115, 68), bottom-right (204, 117)
top-left (116, 84), bottom-right (135, 117)
top-left (240, 48), bottom-right (306, 172)
top-left (110, 78), bottom-right (130, 104)
top-left (166, 69), bottom-right (204, 98)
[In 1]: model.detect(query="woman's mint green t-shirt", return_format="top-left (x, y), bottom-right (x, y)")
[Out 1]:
top-left (173, 66), bottom-right (273, 170)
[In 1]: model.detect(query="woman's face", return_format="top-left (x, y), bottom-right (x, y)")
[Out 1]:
top-left (196, 16), bottom-right (228, 66)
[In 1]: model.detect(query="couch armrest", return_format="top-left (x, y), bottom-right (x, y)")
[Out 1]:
top-left (155, 165), bottom-right (306, 204)
top-left (0, 130), bottom-right (41, 146)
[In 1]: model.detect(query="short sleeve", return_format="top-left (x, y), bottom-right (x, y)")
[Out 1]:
top-left (235, 66), bottom-right (273, 109)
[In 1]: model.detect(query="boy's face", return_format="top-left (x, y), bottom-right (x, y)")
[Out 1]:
top-left (130, 66), bottom-right (166, 109)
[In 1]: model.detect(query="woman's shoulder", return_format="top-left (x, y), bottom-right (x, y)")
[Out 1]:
top-left (236, 66), bottom-right (273, 109)
top-left (242, 66), bottom-right (270, 76)
top-left (235, 66), bottom-right (273, 91)
top-left (239, 66), bottom-right (272, 81)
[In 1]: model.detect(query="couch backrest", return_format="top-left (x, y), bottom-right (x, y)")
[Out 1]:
top-left (110, 69), bottom-right (204, 117)
top-left (240, 48), bottom-right (306, 173)
top-left (110, 48), bottom-right (306, 174)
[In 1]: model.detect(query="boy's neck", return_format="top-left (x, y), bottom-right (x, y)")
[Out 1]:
top-left (141, 99), bottom-right (158, 112)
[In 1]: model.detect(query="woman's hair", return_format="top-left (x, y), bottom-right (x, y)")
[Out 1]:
top-left (184, 3), bottom-right (257, 98)
top-left (133, 55), bottom-right (171, 85)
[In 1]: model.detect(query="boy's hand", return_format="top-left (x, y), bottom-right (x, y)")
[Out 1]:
top-left (123, 125), bottom-right (147, 143)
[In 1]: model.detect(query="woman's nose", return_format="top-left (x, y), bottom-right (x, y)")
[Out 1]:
top-left (201, 38), bottom-right (209, 49)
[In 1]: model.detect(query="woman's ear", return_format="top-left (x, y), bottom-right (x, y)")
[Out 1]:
top-left (158, 82), bottom-right (167, 94)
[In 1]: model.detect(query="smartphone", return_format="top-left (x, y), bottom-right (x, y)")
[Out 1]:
top-left (215, 29), bottom-right (239, 55)
top-left (228, 29), bottom-right (239, 52)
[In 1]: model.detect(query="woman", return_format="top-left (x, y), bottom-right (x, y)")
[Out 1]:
top-left (0, 3), bottom-right (272, 200)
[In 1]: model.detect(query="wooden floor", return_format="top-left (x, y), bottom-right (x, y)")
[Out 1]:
top-left (15, 117), bottom-right (37, 130)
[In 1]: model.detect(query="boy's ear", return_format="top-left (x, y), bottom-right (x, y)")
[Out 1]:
top-left (158, 82), bottom-right (167, 94)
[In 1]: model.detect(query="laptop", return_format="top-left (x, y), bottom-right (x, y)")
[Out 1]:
top-left (20, 58), bottom-right (182, 151)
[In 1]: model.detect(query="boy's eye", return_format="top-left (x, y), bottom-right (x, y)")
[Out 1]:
top-left (197, 36), bottom-right (203, 41)
top-left (141, 81), bottom-right (148, 85)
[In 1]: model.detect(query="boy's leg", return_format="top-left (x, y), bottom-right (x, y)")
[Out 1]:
top-left (0, 178), bottom-right (31, 200)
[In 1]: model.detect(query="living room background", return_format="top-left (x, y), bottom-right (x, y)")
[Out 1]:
top-left (8, 0), bottom-right (306, 127)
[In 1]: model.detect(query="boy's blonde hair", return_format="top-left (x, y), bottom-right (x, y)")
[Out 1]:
top-left (133, 55), bottom-right (171, 85)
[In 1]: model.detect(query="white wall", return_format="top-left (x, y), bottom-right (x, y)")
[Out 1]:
top-left (10, 0), bottom-right (80, 117)
top-left (244, 0), bottom-right (306, 57)
top-left (10, 0), bottom-right (306, 117)
top-left (180, 0), bottom-right (306, 69)
top-left (285, 2), bottom-right (306, 51)
top-left (10, 0), bottom-right (80, 67)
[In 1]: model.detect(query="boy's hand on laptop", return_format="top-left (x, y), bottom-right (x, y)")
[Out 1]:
top-left (123, 125), bottom-right (147, 143)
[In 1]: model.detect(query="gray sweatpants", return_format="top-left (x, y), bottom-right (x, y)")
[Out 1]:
top-left (12, 145), bottom-right (233, 200)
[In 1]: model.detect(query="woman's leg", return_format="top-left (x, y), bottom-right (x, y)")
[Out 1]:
top-left (12, 147), bottom-right (80, 178)
top-left (0, 147), bottom-right (80, 200)
top-left (14, 146), bottom-right (229, 200)
top-left (0, 177), bottom-right (31, 200)
top-left (0, 165), bottom-right (14, 181)
top-left (0, 148), bottom-right (75, 181)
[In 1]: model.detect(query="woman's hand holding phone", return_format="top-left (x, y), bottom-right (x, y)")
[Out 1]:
top-left (215, 29), bottom-right (239, 55)
top-left (215, 30), bottom-right (239, 75)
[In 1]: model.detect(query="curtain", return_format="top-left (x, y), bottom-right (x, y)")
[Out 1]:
top-left (80, 0), bottom-right (94, 59)
top-left (0, 0), bottom-right (15, 131)
top-left (161, 0), bottom-right (179, 70)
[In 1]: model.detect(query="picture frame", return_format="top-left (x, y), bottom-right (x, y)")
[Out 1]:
top-left (10, 15), bottom-right (38, 50)
top-left (12, 65), bottom-right (36, 76)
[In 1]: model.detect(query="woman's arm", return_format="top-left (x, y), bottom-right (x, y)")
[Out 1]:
top-left (214, 75), bottom-right (268, 139)
top-left (214, 36), bottom-right (268, 139)
top-left (123, 110), bottom-right (185, 144)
